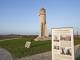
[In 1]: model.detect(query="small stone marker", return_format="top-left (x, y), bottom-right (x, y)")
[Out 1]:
top-left (25, 41), bottom-right (31, 48)
top-left (0, 48), bottom-right (14, 60)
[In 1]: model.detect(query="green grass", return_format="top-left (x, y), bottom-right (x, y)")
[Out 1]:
top-left (0, 37), bottom-right (51, 58)
top-left (0, 37), bottom-right (80, 58)
top-left (74, 37), bottom-right (80, 45)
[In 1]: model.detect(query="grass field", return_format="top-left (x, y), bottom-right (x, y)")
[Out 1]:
top-left (0, 36), bottom-right (80, 58)
top-left (0, 37), bottom-right (51, 58)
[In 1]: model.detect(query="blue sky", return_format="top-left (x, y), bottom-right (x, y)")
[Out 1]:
top-left (0, 0), bottom-right (80, 35)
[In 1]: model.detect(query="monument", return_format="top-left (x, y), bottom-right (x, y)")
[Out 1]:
top-left (34, 8), bottom-right (49, 41)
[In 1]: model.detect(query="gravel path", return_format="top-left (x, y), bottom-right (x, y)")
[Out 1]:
top-left (0, 48), bottom-right (51, 60)
top-left (18, 51), bottom-right (52, 60)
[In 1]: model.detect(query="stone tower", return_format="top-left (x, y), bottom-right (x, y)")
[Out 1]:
top-left (34, 8), bottom-right (49, 41)
top-left (39, 8), bottom-right (48, 38)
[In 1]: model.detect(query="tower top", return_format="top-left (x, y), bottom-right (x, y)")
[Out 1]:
top-left (39, 8), bottom-right (46, 15)
top-left (40, 8), bottom-right (45, 11)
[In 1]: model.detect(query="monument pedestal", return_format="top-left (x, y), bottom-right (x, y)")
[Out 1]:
top-left (34, 36), bottom-right (51, 41)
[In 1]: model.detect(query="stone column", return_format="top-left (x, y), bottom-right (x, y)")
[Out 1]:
top-left (39, 8), bottom-right (48, 38)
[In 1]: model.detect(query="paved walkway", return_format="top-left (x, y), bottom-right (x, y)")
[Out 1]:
top-left (0, 48), bottom-right (51, 60)
top-left (75, 45), bottom-right (80, 58)
top-left (0, 48), bottom-right (14, 60)
top-left (18, 51), bottom-right (52, 60)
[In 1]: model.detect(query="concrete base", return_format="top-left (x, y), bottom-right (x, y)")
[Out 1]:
top-left (34, 37), bottom-right (51, 41)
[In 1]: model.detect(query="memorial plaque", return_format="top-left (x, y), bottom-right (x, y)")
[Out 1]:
top-left (25, 41), bottom-right (31, 48)
top-left (52, 27), bottom-right (75, 60)
top-left (0, 48), bottom-right (14, 60)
